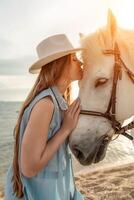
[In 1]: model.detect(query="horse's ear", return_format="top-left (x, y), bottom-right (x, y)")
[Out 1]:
top-left (79, 32), bottom-right (84, 38)
top-left (107, 9), bottom-right (117, 44)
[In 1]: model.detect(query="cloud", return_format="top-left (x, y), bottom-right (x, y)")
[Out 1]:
top-left (0, 38), bottom-right (14, 58)
top-left (0, 0), bottom-right (108, 59)
top-left (0, 55), bottom-right (36, 75)
top-left (0, 75), bottom-right (36, 90)
top-left (0, 82), bottom-right (8, 89)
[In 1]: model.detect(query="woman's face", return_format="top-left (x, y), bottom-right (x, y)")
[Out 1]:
top-left (68, 53), bottom-right (83, 81)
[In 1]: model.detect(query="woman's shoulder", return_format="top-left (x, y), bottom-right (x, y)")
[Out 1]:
top-left (23, 87), bottom-right (56, 118)
top-left (25, 96), bottom-right (54, 132)
top-left (29, 87), bottom-right (55, 107)
top-left (31, 95), bottom-right (54, 115)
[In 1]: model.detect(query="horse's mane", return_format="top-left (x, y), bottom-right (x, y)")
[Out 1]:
top-left (81, 27), bottom-right (134, 68)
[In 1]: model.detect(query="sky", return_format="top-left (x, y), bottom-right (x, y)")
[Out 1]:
top-left (0, 0), bottom-right (134, 101)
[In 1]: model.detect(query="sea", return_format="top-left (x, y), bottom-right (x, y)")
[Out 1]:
top-left (0, 101), bottom-right (134, 192)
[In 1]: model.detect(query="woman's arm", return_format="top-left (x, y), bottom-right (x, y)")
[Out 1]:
top-left (20, 97), bottom-right (70, 178)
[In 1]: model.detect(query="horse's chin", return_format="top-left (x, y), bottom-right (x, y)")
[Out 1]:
top-left (74, 140), bottom-right (110, 166)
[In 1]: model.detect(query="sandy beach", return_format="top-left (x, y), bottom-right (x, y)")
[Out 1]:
top-left (0, 162), bottom-right (134, 200)
top-left (74, 162), bottom-right (134, 200)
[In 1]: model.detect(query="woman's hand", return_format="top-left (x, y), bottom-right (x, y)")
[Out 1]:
top-left (61, 98), bottom-right (81, 134)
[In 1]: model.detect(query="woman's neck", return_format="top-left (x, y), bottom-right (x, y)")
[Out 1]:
top-left (55, 84), bottom-right (67, 95)
top-left (55, 80), bottom-right (71, 95)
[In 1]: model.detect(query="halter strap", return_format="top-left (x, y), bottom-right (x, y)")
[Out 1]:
top-left (80, 42), bottom-right (134, 141)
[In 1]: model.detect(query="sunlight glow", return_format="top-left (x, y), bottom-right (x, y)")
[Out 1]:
top-left (71, 81), bottom-right (79, 101)
top-left (0, 75), bottom-right (36, 89)
top-left (105, 0), bottom-right (134, 29)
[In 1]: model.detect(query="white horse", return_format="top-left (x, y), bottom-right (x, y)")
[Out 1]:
top-left (69, 10), bottom-right (134, 165)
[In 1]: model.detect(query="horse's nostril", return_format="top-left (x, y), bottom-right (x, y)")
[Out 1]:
top-left (72, 145), bottom-right (84, 160)
top-left (102, 136), bottom-right (110, 145)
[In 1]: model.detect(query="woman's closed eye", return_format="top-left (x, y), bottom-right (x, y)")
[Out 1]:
top-left (72, 55), bottom-right (79, 62)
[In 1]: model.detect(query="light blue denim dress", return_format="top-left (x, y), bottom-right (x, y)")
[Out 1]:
top-left (4, 86), bottom-right (84, 200)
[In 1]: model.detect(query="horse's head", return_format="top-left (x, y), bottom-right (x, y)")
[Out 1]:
top-left (69, 10), bottom-right (134, 165)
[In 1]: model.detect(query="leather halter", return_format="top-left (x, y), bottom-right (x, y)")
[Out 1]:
top-left (80, 42), bottom-right (134, 141)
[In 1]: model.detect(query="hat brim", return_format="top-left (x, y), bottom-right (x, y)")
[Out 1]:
top-left (29, 47), bottom-right (85, 74)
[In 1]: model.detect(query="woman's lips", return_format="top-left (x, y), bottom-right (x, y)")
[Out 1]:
top-left (79, 68), bottom-right (83, 73)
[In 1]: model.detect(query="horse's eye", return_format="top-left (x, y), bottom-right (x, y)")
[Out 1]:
top-left (95, 78), bottom-right (108, 88)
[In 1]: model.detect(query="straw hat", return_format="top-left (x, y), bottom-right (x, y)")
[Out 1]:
top-left (29, 34), bottom-right (84, 74)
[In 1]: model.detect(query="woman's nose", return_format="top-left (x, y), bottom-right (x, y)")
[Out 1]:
top-left (78, 61), bottom-right (83, 69)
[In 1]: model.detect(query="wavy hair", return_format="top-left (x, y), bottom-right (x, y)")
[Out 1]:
top-left (12, 54), bottom-right (72, 198)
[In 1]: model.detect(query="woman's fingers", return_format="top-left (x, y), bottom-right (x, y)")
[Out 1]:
top-left (71, 100), bottom-right (81, 116)
top-left (66, 98), bottom-right (80, 113)
top-left (62, 98), bottom-right (81, 132)
top-left (75, 104), bottom-right (81, 117)
top-left (73, 105), bottom-right (81, 127)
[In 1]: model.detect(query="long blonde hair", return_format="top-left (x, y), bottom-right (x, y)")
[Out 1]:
top-left (12, 54), bottom-right (72, 198)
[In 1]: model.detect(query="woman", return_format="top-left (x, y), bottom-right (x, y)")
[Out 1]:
top-left (5, 34), bottom-right (85, 200)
